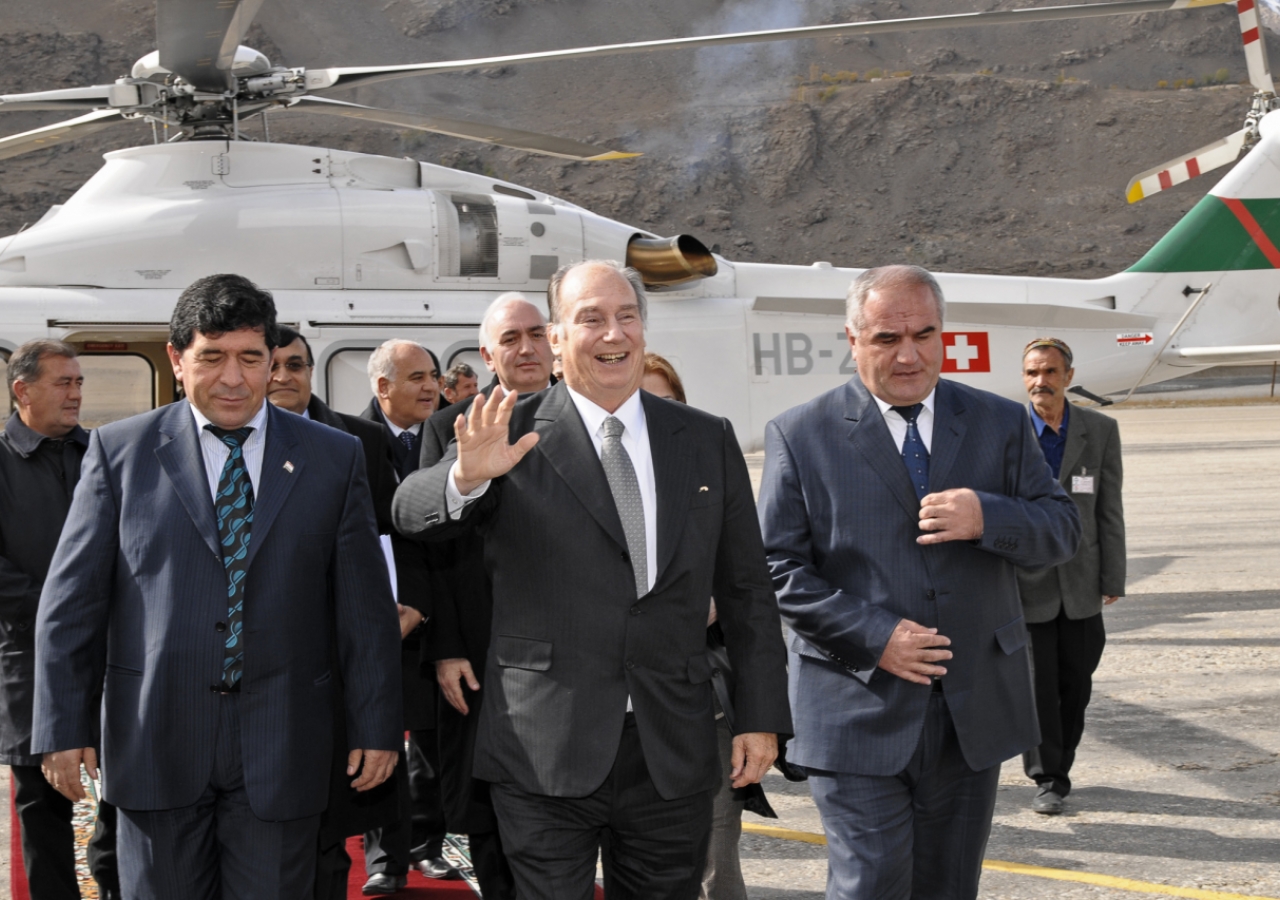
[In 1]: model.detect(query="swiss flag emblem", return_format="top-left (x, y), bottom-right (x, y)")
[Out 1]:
top-left (941, 332), bottom-right (990, 373)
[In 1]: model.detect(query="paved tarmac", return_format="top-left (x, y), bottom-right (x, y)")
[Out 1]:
top-left (740, 402), bottom-right (1280, 900)
top-left (2, 403), bottom-right (1277, 900)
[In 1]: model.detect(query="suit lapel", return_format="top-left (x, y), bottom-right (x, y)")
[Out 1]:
top-left (242, 404), bottom-right (302, 571)
top-left (644, 393), bottom-right (695, 586)
top-left (154, 402), bottom-right (221, 559)
top-left (844, 381), bottom-right (921, 519)
top-left (928, 380), bottom-right (967, 493)
top-left (532, 383), bottom-right (628, 551)
top-left (1058, 405), bottom-right (1087, 485)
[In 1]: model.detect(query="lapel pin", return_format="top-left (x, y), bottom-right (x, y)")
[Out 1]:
top-left (283, 461), bottom-right (295, 474)
top-left (699, 486), bottom-right (709, 492)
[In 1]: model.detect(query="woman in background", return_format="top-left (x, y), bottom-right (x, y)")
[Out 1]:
top-left (641, 352), bottom-right (777, 900)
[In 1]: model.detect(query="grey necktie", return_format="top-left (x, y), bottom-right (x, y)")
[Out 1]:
top-left (600, 416), bottom-right (648, 599)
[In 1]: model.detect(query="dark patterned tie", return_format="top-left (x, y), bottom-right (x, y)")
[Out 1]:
top-left (397, 429), bottom-right (419, 479)
top-left (600, 416), bottom-right (648, 599)
top-left (890, 404), bottom-right (930, 502)
top-left (207, 425), bottom-right (255, 689)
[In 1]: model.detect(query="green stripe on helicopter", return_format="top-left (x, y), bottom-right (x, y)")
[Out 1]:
top-left (1128, 195), bottom-right (1280, 272)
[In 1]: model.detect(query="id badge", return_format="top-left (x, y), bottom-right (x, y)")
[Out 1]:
top-left (1071, 472), bottom-right (1095, 494)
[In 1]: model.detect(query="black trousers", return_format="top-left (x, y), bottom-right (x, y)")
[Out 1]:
top-left (12, 764), bottom-right (119, 900)
top-left (469, 829), bottom-right (517, 900)
top-left (1022, 610), bottom-right (1107, 796)
top-left (363, 729), bottom-right (446, 876)
top-left (116, 695), bottom-right (320, 900)
top-left (490, 714), bottom-right (713, 900)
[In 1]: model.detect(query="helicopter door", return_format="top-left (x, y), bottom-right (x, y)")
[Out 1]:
top-left (63, 338), bottom-right (178, 427)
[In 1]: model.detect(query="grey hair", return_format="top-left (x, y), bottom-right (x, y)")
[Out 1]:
top-left (367, 338), bottom-right (426, 393)
top-left (7, 339), bottom-right (77, 402)
top-left (546, 260), bottom-right (647, 326)
top-left (845, 265), bottom-right (946, 332)
top-left (443, 362), bottom-right (476, 389)
top-left (478, 292), bottom-right (544, 352)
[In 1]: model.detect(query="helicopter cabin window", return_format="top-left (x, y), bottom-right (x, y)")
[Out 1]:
top-left (76, 354), bottom-right (155, 428)
top-left (327, 349), bottom-right (376, 417)
top-left (437, 194), bottom-right (499, 279)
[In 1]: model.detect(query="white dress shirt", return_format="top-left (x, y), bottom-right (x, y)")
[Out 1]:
top-left (871, 387), bottom-right (936, 454)
top-left (563, 387), bottom-right (658, 595)
top-left (190, 400), bottom-right (268, 500)
top-left (446, 387), bottom-right (659, 595)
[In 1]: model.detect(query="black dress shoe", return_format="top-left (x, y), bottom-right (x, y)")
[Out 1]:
top-left (1032, 788), bottom-right (1065, 815)
top-left (414, 856), bottom-right (460, 879)
top-left (362, 873), bottom-right (408, 895)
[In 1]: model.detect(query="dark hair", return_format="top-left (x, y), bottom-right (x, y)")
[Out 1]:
top-left (169, 274), bottom-right (279, 353)
top-left (275, 325), bottom-right (313, 366)
top-left (443, 362), bottom-right (476, 389)
top-left (7, 339), bottom-right (77, 402)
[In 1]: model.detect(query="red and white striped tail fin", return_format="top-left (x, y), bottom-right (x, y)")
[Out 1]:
top-left (1238, 0), bottom-right (1276, 93)
top-left (1126, 129), bottom-right (1249, 202)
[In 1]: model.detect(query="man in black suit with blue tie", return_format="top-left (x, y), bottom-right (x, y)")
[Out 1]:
top-left (32, 274), bottom-right (403, 899)
top-left (759, 265), bottom-right (1081, 900)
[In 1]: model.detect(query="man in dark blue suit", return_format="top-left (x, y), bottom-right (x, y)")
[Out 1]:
top-left (759, 265), bottom-right (1081, 900)
top-left (31, 274), bottom-right (404, 900)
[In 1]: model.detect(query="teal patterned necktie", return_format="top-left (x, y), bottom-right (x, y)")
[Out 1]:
top-left (208, 425), bottom-right (255, 689)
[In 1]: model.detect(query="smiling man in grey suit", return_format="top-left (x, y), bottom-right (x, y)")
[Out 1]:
top-left (32, 274), bottom-right (403, 900)
top-left (393, 260), bottom-right (791, 900)
top-left (759, 265), bottom-right (1081, 900)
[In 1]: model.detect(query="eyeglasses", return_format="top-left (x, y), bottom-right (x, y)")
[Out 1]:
top-left (270, 360), bottom-right (312, 374)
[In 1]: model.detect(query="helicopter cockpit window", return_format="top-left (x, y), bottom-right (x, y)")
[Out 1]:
top-left (77, 354), bottom-right (155, 428)
top-left (439, 194), bottom-right (499, 279)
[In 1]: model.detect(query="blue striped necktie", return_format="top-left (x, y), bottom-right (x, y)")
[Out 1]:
top-left (890, 404), bottom-right (930, 502)
top-left (207, 425), bottom-right (255, 689)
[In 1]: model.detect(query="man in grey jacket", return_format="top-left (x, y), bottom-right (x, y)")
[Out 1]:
top-left (1018, 338), bottom-right (1126, 815)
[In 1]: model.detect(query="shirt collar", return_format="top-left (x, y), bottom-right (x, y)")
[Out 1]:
top-left (565, 385), bottom-right (644, 440)
top-left (377, 405), bottom-right (422, 439)
top-left (189, 398), bottom-right (269, 437)
top-left (1029, 401), bottom-right (1069, 437)
top-left (3, 410), bottom-right (89, 456)
top-left (870, 387), bottom-right (936, 419)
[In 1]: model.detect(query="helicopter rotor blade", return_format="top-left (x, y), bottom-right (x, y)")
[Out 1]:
top-left (157, 0), bottom-right (268, 92)
top-left (306, 0), bottom-right (1235, 93)
top-left (1125, 128), bottom-right (1249, 202)
top-left (1236, 0), bottom-right (1276, 94)
top-left (0, 109), bottom-right (125, 161)
top-left (288, 96), bottom-right (640, 161)
top-left (0, 85), bottom-right (117, 113)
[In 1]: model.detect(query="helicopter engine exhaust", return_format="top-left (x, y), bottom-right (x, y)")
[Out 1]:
top-left (625, 234), bottom-right (718, 287)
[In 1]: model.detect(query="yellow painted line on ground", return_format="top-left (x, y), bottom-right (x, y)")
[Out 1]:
top-left (740, 823), bottom-right (1280, 900)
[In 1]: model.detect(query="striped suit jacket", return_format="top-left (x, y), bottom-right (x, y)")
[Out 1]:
top-left (759, 377), bottom-right (1081, 775)
top-left (31, 401), bottom-right (403, 820)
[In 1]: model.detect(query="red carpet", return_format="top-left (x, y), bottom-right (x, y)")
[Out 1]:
top-left (344, 836), bottom-right (477, 898)
top-left (10, 773), bottom-right (29, 900)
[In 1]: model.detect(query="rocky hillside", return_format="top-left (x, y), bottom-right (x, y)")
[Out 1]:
top-left (0, 0), bottom-right (1268, 276)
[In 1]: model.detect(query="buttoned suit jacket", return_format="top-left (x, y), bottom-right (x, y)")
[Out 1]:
top-left (393, 382), bottom-right (792, 801)
top-left (307, 395), bottom-right (398, 535)
top-left (31, 401), bottom-right (403, 820)
top-left (304, 394), bottom-right (404, 843)
top-left (758, 377), bottom-right (1081, 776)
top-left (358, 399), bottom-right (437, 730)
top-left (1017, 404), bottom-right (1125, 623)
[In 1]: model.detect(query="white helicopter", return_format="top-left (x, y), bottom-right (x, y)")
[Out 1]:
top-left (0, 0), bottom-right (1277, 449)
